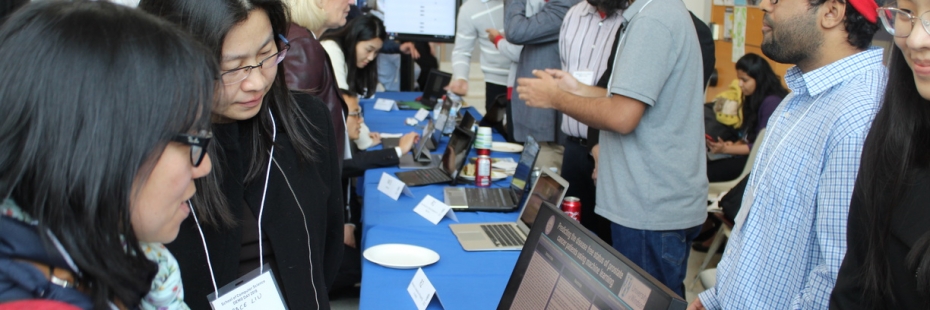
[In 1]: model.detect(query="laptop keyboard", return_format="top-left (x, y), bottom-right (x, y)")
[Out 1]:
top-left (480, 224), bottom-right (525, 247)
top-left (465, 188), bottom-right (508, 207)
top-left (415, 168), bottom-right (449, 184)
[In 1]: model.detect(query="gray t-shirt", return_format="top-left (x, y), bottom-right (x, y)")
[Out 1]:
top-left (596, 0), bottom-right (707, 231)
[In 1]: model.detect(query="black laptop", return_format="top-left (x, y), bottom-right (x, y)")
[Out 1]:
top-left (397, 69), bottom-right (451, 110)
top-left (497, 202), bottom-right (688, 310)
top-left (383, 110), bottom-right (476, 152)
top-left (394, 126), bottom-right (475, 186)
top-left (443, 136), bottom-right (539, 212)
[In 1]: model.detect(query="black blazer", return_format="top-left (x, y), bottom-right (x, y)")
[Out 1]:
top-left (343, 144), bottom-right (400, 179)
top-left (831, 168), bottom-right (930, 309)
top-left (168, 92), bottom-right (344, 310)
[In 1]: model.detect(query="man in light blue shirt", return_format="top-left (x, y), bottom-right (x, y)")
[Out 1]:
top-left (691, 0), bottom-right (885, 309)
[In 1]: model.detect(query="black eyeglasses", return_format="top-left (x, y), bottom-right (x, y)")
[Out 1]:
top-left (171, 131), bottom-right (212, 167)
top-left (220, 34), bottom-right (291, 85)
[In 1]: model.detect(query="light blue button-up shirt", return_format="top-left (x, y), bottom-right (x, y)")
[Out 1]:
top-left (699, 47), bottom-right (887, 309)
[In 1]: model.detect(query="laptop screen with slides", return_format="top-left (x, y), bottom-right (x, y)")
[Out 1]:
top-left (498, 202), bottom-right (687, 310)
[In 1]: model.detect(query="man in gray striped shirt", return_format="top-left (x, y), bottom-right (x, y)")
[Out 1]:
top-left (449, 0), bottom-right (511, 112)
top-left (556, 0), bottom-right (624, 245)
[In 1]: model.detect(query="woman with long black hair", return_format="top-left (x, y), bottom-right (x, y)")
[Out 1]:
top-left (320, 14), bottom-right (386, 105)
top-left (140, 0), bottom-right (344, 309)
top-left (706, 53), bottom-right (788, 182)
top-left (830, 2), bottom-right (930, 309)
top-left (0, 2), bottom-right (216, 308)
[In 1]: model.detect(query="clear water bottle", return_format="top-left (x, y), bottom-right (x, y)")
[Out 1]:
top-left (528, 167), bottom-right (542, 189)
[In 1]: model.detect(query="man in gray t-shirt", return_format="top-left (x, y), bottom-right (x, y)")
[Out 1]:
top-left (516, 0), bottom-right (707, 297)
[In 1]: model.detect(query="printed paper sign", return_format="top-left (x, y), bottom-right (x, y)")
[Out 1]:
top-left (374, 98), bottom-right (398, 111)
top-left (407, 268), bottom-right (441, 310)
top-left (414, 108), bottom-right (430, 121)
top-left (378, 172), bottom-right (413, 201)
top-left (412, 195), bottom-right (458, 225)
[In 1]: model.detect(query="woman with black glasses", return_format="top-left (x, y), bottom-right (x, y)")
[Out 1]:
top-left (140, 0), bottom-right (344, 309)
top-left (830, 3), bottom-right (930, 309)
top-left (0, 2), bottom-right (215, 308)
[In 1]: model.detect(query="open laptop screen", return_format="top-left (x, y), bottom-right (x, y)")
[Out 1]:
top-left (499, 202), bottom-right (687, 310)
top-left (423, 70), bottom-right (452, 100)
top-left (412, 120), bottom-right (435, 160)
top-left (518, 173), bottom-right (566, 230)
top-left (440, 127), bottom-right (475, 183)
top-left (510, 136), bottom-right (540, 202)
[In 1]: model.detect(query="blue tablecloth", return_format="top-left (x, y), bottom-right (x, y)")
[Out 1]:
top-left (358, 92), bottom-right (521, 310)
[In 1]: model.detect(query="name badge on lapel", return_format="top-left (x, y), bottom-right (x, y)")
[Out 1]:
top-left (207, 264), bottom-right (287, 310)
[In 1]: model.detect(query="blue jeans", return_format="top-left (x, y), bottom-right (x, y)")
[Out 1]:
top-left (610, 223), bottom-right (702, 298)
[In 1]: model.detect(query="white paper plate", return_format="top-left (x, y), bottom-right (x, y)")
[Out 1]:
top-left (491, 142), bottom-right (524, 153)
top-left (363, 244), bottom-right (440, 269)
top-left (459, 171), bottom-right (508, 181)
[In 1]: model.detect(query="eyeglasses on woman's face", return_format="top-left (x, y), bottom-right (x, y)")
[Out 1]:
top-left (220, 34), bottom-right (291, 85)
top-left (878, 7), bottom-right (930, 38)
top-left (171, 130), bottom-right (212, 167)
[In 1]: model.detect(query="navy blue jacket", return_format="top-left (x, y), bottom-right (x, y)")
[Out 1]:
top-left (0, 216), bottom-right (93, 309)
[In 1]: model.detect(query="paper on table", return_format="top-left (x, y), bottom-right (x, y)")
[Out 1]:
top-left (407, 268), bottom-right (443, 310)
top-left (492, 161), bottom-right (518, 171)
top-left (374, 98), bottom-right (397, 111)
top-left (412, 195), bottom-right (458, 225)
top-left (414, 108), bottom-right (430, 121)
top-left (379, 133), bottom-right (404, 138)
top-left (378, 172), bottom-right (413, 201)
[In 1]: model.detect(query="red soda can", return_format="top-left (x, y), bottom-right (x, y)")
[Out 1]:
top-left (476, 155), bottom-right (491, 187)
top-left (561, 197), bottom-right (581, 222)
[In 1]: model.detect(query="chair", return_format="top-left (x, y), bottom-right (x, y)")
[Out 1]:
top-left (708, 129), bottom-right (765, 197)
top-left (690, 212), bottom-right (733, 289)
top-left (691, 130), bottom-right (765, 289)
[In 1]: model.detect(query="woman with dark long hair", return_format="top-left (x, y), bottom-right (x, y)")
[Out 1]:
top-left (706, 53), bottom-right (788, 182)
top-left (320, 15), bottom-right (385, 103)
top-left (830, 3), bottom-right (930, 309)
top-left (0, 2), bottom-right (216, 308)
top-left (139, 0), bottom-right (344, 309)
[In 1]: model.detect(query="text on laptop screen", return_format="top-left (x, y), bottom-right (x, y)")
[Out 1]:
top-left (519, 174), bottom-right (565, 229)
top-left (499, 204), bottom-right (685, 310)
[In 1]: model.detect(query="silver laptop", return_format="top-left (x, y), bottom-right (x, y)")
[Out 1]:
top-left (449, 170), bottom-right (569, 251)
top-left (398, 119), bottom-right (440, 169)
top-left (442, 135), bottom-right (540, 212)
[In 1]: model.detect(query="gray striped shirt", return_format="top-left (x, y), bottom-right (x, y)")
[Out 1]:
top-left (558, 3), bottom-right (624, 139)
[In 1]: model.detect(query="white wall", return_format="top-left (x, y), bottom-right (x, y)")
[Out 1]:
top-left (682, 0), bottom-right (711, 23)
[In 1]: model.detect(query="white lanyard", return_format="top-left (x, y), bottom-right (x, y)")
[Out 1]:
top-left (191, 108), bottom-right (277, 297)
top-left (734, 92), bottom-right (824, 231)
top-left (485, 1), bottom-right (498, 30)
top-left (604, 0), bottom-right (655, 95)
top-left (750, 92), bottom-right (823, 191)
top-left (257, 109), bottom-right (277, 272)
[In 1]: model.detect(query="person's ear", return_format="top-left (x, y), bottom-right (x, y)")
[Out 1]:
top-left (820, 0), bottom-right (846, 30)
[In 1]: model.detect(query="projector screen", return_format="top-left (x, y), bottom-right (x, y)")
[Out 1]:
top-left (382, 0), bottom-right (458, 43)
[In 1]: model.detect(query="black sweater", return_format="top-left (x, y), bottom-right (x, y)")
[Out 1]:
top-left (831, 168), bottom-right (930, 309)
top-left (168, 92), bottom-right (344, 310)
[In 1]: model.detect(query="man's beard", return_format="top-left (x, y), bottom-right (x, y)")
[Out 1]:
top-left (760, 13), bottom-right (823, 65)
